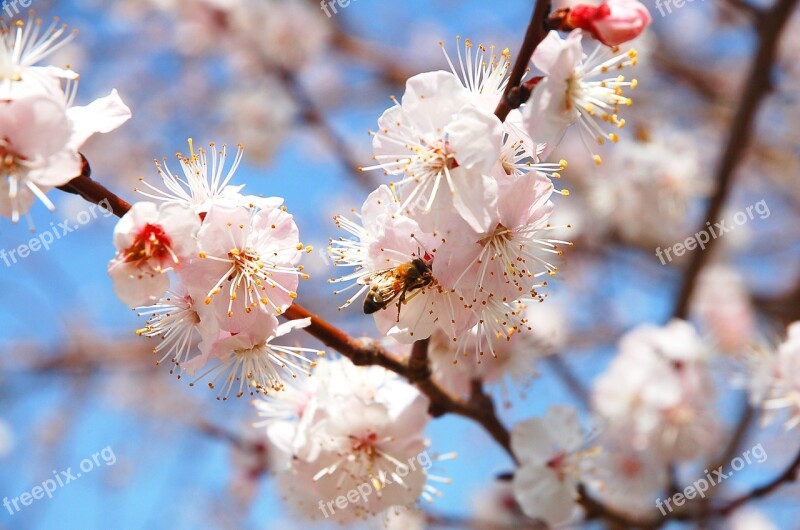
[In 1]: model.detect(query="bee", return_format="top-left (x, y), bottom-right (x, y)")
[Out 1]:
top-left (363, 257), bottom-right (434, 320)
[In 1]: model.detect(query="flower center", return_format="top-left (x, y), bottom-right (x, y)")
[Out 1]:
top-left (351, 432), bottom-right (379, 460)
top-left (482, 223), bottom-right (512, 245)
top-left (0, 142), bottom-right (24, 175)
top-left (229, 247), bottom-right (262, 273)
top-left (547, 451), bottom-right (569, 481)
top-left (619, 455), bottom-right (643, 477)
top-left (423, 139), bottom-right (459, 173)
top-left (124, 223), bottom-right (174, 266)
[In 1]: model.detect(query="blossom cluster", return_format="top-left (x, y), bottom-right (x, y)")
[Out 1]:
top-left (506, 320), bottom-right (717, 524)
top-left (329, 28), bottom-right (640, 367)
top-left (505, 315), bottom-right (800, 526)
top-left (0, 14), bottom-right (131, 226)
top-left (109, 141), bottom-right (320, 399)
top-left (254, 356), bottom-right (448, 523)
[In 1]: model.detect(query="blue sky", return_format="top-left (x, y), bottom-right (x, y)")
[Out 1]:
top-left (1, 0), bottom-right (799, 528)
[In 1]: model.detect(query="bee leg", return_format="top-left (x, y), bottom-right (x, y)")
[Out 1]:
top-left (395, 290), bottom-right (406, 322)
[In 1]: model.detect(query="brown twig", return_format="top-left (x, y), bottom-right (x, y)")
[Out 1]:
top-left (494, 0), bottom-right (552, 121)
top-left (56, 156), bottom-right (132, 218)
top-left (724, 0), bottom-right (764, 19)
top-left (282, 304), bottom-right (516, 461)
top-left (672, 0), bottom-right (799, 319)
top-left (276, 68), bottom-right (376, 192)
top-left (715, 446), bottom-right (800, 516)
top-left (329, 28), bottom-right (411, 86)
top-left (60, 4), bottom-right (800, 522)
top-left (543, 354), bottom-right (591, 409)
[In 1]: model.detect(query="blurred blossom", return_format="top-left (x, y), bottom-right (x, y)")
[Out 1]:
top-left (512, 406), bottom-right (596, 526)
top-left (128, 0), bottom-right (330, 69)
top-left (586, 444), bottom-right (667, 516)
top-left (255, 357), bottom-right (444, 523)
top-left (425, 325), bottom-right (544, 404)
top-left (472, 479), bottom-right (539, 528)
top-left (0, 418), bottom-right (13, 457)
top-left (692, 264), bottom-right (756, 353)
top-left (592, 320), bottom-right (722, 461)
top-left (424, 300), bottom-right (569, 404)
top-left (227, 423), bottom-right (270, 506)
top-left (593, 127), bottom-right (710, 247)
top-left (524, 299), bottom-right (570, 353)
top-left (103, 369), bottom-right (201, 421)
top-left (220, 79), bottom-right (296, 164)
top-left (134, 0), bottom-right (240, 56)
top-left (374, 506), bottom-right (427, 530)
top-left (228, 0), bottom-right (331, 71)
top-left (763, 322), bottom-right (800, 430)
top-left (727, 508), bottom-right (779, 530)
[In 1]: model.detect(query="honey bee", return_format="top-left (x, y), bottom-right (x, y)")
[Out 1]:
top-left (363, 257), bottom-right (434, 320)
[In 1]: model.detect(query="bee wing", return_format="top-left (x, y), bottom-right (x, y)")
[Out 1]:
top-left (364, 268), bottom-right (404, 303)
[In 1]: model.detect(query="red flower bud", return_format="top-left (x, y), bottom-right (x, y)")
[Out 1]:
top-left (568, 0), bottom-right (652, 47)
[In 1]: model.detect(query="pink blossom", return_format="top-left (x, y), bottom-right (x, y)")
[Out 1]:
top-left (181, 203), bottom-right (304, 333)
top-left (108, 201), bottom-right (200, 308)
top-left (260, 357), bottom-right (438, 523)
top-left (524, 30), bottom-right (637, 163)
top-left (512, 406), bottom-right (594, 526)
top-left (0, 89), bottom-right (130, 222)
top-left (192, 318), bottom-right (319, 399)
top-left (569, 0), bottom-right (652, 47)
top-left (329, 185), bottom-right (475, 343)
top-left (365, 71), bottom-right (503, 233)
top-left (592, 320), bottom-right (722, 461)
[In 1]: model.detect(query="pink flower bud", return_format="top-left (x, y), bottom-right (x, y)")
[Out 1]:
top-left (568, 0), bottom-right (652, 47)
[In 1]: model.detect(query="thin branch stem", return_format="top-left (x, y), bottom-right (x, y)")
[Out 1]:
top-left (673, 0), bottom-right (800, 319)
top-left (282, 304), bottom-right (516, 461)
top-left (56, 156), bottom-right (131, 218)
top-left (724, 0), bottom-right (764, 19)
top-left (494, 0), bottom-right (552, 121)
top-left (715, 446), bottom-right (800, 516)
top-left (276, 68), bottom-right (376, 192)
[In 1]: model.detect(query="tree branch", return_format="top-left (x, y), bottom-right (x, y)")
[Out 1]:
top-left (282, 304), bottom-right (515, 461)
top-left (672, 0), bottom-right (800, 319)
top-left (62, 153), bottom-right (516, 465)
top-left (715, 445), bottom-right (800, 516)
top-left (276, 68), bottom-right (376, 193)
top-left (724, 0), bottom-right (764, 20)
top-left (56, 156), bottom-right (132, 218)
top-left (494, 0), bottom-right (552, 121)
